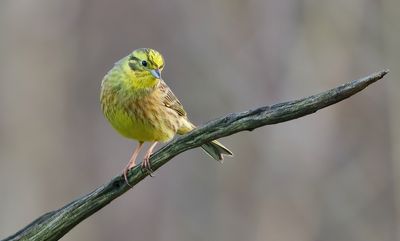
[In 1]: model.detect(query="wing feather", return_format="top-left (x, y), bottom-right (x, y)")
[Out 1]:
top-left (158, 80), bottom-right (186, 117)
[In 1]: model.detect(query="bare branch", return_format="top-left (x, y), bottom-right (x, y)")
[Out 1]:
top-left (2, 69), bottom-right (389, 241)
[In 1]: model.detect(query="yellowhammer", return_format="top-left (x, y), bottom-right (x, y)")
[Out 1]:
top-left (100, 48), bottom-right (233, 185)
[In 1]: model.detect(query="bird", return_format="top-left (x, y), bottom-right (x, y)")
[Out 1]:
top-left (100, 48), bottom-right (233, 185)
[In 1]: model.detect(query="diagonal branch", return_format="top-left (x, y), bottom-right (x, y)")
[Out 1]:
top-left (3, 69), bottom-right (389, 241)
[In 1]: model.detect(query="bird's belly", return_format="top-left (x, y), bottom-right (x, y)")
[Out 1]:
top-left (105, 106), bottom-right (179, 142)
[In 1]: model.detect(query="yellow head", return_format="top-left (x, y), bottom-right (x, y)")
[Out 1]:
top-left (123, 48), bottom-right (165, 89)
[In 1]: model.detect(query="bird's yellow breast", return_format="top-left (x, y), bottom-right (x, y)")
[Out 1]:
top-left (101, 85), bottom-right (181, 142)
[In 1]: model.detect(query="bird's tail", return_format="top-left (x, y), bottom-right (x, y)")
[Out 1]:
top-left (201, 140), bottom-right (233, 162)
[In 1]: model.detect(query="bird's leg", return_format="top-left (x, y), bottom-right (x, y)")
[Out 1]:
top-left (123, 142), bottom-right (144, 186)
top-left (142, 142), bottom-right (158, 174)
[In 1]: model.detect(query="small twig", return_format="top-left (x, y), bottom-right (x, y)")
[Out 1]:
top-left (2, 69), bottom-right (389, 241)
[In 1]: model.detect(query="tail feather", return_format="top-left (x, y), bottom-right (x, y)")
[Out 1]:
top-left (201, 140), bottom-right (233, 162)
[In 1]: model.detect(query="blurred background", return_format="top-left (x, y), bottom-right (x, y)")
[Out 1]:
top-left (0, 0), bottom-right (398, 240)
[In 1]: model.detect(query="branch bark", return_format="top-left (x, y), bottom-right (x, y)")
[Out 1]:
top-left (3, 70), bottom-right (389, 241)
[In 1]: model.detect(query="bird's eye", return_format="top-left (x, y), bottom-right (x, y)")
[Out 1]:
top-left (141, 60), bottom-right (148, 67)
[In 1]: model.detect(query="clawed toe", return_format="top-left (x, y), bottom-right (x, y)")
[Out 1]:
top-left (140, 142), bottom-right (158, 177)
top-left (141, 156), bottom-right (154, 176)
top-left (123, 163), bottom-right (136, 187)
top-left (123, 167), bottom-right (131, 187)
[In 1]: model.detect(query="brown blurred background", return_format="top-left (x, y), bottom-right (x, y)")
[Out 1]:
top-left (0, 0), bottom-right (399, 241)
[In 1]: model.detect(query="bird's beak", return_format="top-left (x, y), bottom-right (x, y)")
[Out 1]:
top-left (150, 69), bottom-right (161, 79)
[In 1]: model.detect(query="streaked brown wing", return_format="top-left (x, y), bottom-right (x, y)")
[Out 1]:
top-left (158, 80), bottom-right (187, 117)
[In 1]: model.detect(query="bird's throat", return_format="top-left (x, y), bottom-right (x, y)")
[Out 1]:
top-left (128, 73), bottom-right (159, 96)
